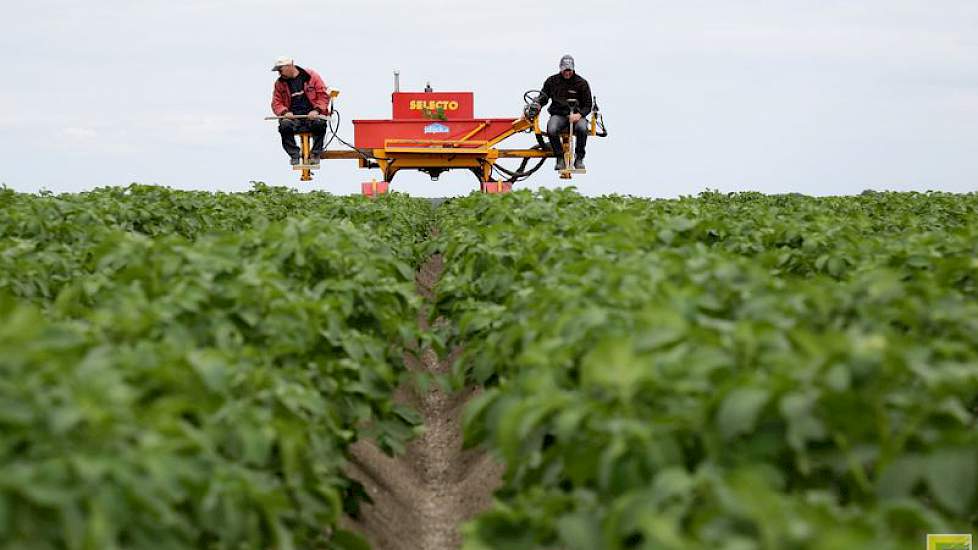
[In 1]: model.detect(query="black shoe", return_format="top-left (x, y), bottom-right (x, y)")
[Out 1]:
top-left (574, 157), bottom-right (585, 170)
top-left (555, 158), bottom-right (566, 171)
top-left (309, 153), bottom-right (321, 166)
top-left (290, 157), bottom-right (301, 166)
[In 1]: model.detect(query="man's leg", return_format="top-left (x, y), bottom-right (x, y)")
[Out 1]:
top-left (546, 115), bottom-right (569, 170)
top-left (278, 119), bottom-right (301, 162)
top-left (573, 118), bottom-right (589, 168)
top-left (308, 119), bottom-right (329, 159)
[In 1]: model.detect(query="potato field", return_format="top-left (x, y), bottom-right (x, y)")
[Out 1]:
top-left (1, 185), bottom-right (976, 549)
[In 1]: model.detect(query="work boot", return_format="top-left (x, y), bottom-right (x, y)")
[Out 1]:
top-left (290, 156), bottom-right (301, 166)
top-left (574, 157), bottom-right (585, 170)
top-left (555, 157), bottom-right (566, 171)
top-left (309, 153), bottom-right (321, 166)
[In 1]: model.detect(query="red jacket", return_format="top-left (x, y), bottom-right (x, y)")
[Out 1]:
top-left (271, 66), bottom-right (330, 116)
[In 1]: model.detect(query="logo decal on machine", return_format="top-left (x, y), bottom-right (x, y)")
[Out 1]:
top-left (411, 100), bottom-right (460, 111)
top-left (423, 123), bottom-right (450, 134)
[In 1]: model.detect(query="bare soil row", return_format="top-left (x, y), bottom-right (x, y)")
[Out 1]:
top-left (341, 254), bottom-right (503, 549)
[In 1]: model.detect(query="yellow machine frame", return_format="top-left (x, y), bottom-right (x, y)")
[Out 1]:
top-left (323, 113), bottom-right (596, 186)
top-left (272, 88), bottom-right (602, 189)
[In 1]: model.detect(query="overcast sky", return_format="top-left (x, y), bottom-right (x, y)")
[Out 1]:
top-left (1, 0), bottom-right (976, 197)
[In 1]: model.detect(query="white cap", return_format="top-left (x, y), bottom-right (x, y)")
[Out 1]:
top-left (271, 56), bottom-right (294, 71)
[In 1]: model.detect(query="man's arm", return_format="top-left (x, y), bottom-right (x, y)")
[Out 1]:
top-left (271, 83), bottom-right (289, 116)
top-left (523, 76), bottom-right (552, 119)
top-left (537, 76), bottom-right (553, 107)
top-left (579, 79), bottom-right (593, 114)
top-left (307, 69), bottom-right (331, 115)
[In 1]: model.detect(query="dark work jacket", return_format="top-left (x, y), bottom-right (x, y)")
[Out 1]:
top-left (539, 73), bottom-right (592, 116)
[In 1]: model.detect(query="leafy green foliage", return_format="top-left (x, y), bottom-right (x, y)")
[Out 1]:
top-left (430, 189), bottom-right (978, 549)
top-left (5, 184), bottom-right (978, 549)
top-left (0, 184), bottom-right (432, 549)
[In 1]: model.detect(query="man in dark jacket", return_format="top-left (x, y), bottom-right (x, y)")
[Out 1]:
top-left (270, 57), bottom-right (331, 165)
top-left (530, 54), bottom-right (592, 170)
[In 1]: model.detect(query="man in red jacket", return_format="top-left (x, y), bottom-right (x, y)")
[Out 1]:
top-left (271, 57), bottom-right (331, 165)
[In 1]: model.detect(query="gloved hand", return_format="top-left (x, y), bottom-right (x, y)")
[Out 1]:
top-left (524, 102), bottom-right (541, 119)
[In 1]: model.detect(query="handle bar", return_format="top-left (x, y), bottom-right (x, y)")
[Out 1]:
top-left (264, 114), bottom-right (328, 120)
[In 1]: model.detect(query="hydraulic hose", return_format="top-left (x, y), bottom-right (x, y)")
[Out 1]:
top-left (326, 108), bottom-right (376, 160)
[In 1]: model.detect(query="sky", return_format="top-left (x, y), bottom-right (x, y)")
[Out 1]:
top-left (1, 0), bottom-right (976, 197)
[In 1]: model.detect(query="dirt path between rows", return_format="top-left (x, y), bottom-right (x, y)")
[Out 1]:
top-left (341, 254), bottom-right (504, 549)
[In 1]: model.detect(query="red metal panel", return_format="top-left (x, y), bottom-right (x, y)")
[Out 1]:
top-left (361, 181), bottom-right (390, 196)
top-left (480, 181), bottom-right (512, 194)
top-left (392, 92), bottom-right (474, 120)
top-left (353, 118), bottom-right (517, 149)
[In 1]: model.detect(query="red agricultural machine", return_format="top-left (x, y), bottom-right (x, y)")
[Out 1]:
top-left (268, 73), bottom-right (606, 194)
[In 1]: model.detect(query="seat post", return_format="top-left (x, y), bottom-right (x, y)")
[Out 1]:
top-left (299, 131), bottom-right (312, 182)
top-left (560, 132), bottom-right (573, 180)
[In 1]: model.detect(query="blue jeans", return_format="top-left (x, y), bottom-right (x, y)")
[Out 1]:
top-left (546, 115), bottom-right (588, 159)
